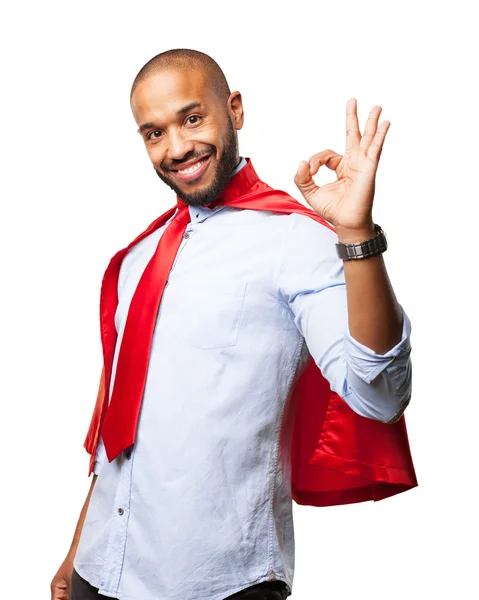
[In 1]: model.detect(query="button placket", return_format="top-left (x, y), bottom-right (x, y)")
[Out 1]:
top-left (169, 231), bottom-right (191, 273)
top-left (99, 443), bottom-right (134, 593)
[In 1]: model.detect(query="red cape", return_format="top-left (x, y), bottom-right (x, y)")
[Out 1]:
top-left (84, 158), bottom-right (417, 507)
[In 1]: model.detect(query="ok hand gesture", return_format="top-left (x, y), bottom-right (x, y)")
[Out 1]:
top-left (294, 98), bottom-right (391, 235)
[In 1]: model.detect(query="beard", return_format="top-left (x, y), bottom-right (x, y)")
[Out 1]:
top-left (153, 115), bottom-right (240, 207)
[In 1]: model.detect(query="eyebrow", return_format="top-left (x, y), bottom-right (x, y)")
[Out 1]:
top-left (138, 102), bottom-right (203, 134)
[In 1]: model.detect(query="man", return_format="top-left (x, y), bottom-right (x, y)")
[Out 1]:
top-left (51, 48), bottom-right (414, 600)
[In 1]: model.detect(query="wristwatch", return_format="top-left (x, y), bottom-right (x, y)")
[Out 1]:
top-left (335, 223), bottom-right (388, 260)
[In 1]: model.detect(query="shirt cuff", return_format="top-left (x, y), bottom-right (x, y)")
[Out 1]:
top-left (344, 305), bottom-right (412, 384)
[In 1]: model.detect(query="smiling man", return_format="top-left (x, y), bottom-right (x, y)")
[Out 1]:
top-left (51, 49), bottom-right (416, 600)
top-left (133, 59), bottom-right (241, 207)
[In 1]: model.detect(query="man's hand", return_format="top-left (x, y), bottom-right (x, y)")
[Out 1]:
top-left (50, 555), bottom-right (74, 599)
top-left (294, 98), bottom-right (390, 239)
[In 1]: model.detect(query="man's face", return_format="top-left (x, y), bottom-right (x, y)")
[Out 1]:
top-left (130, 68), bottom-right (243, 207)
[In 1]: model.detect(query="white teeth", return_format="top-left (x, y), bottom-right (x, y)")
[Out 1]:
top-left (177, 157), bottom-right (207, 175)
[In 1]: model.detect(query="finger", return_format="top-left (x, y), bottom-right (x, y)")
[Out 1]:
top-left (367, 120), bottom-right (390, 164)
top-left (294, 159), bottom-right (320, 202)
top-left (308, 149), bottom-right (342, 176)
top-left (359, 105), bottom-right (382, 153)
top-left (346, 98), bottom-right (361, 154)
top-left (294, 159), bottom-right (318, 186)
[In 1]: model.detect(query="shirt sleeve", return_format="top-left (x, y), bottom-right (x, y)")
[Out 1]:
top-left (93, 434), bottom-right (106, 476)
top-left (277, 212), bottom-right (412, 424)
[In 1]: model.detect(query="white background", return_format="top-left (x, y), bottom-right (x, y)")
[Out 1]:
top-left (1, 1), bottom-right (477, 598)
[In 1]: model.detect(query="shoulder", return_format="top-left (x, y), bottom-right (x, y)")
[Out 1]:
top-left (232, 202), bottom-right (336, 241)
top-left (281, 211), bottom-right (339, 259)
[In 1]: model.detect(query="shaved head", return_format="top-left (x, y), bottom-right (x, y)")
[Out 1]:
top-left (130, 48), bottom-right (231, 106)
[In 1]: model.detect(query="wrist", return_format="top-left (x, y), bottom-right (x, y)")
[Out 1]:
top-left (335, 223), bottom-right (376, 243)
top-left (64, 552), bottom-right (75, 566)
top-left (335, 223), bottom-right (388, 261)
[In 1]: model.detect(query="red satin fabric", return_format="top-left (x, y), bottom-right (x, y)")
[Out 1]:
top-left (83, 157), bottom-right (417, 507)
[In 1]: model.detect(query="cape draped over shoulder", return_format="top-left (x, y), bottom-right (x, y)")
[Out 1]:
top-left (83, 158), bottom-right (417, 507)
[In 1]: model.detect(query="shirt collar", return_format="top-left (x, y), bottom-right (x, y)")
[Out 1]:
top-left (231, 155), bottom-right (247, 176)
top-left (176, 157), bottom-right (260, 224)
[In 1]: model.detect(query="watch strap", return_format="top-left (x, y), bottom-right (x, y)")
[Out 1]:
top-left (335, 224), bottom-right (387, 260)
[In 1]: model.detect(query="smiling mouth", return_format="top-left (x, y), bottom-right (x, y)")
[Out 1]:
top-left (170, 155), bottom-right (211, 182)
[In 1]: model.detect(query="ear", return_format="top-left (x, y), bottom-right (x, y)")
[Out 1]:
top-left (229, 91), bottom-right (244, 130)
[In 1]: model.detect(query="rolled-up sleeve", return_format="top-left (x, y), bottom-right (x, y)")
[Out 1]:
top-left (277, 212), bottom-right (412, 424)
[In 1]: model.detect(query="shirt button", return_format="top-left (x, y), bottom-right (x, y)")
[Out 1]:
top-left (118, 508), bottom-right (124, 515)
top-left (125, 448), bottom-right (132, 459)
top-left (183, 232), bottom-right (190, 239)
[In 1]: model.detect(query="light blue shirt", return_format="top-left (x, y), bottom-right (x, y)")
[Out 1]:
top-left (74, 156), bottom-right (412, 600)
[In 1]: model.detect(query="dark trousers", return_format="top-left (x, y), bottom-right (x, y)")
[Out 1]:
top-left (71, 567), bottom-right (289, 599)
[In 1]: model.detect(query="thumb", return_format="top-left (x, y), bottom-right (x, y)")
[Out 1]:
top-left (295, 159), bottom-right (309, 181)
top-left (294, 159), bottom-right (318, 199)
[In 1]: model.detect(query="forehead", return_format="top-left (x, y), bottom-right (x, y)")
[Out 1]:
top-left (130, 68), bottom-right (215, 124)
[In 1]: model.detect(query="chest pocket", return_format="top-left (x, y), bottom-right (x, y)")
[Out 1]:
top-left (167, 281), bottom-right (248, 350)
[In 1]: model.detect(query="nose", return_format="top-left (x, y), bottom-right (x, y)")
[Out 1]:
top-left (166, 129), bottom-right (195, 164)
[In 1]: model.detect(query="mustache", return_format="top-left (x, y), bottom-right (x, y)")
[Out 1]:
top-left (163, 150), bottom-right (214, 172)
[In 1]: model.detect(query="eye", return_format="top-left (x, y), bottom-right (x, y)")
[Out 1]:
top-left (147, 130), bottom-right (162, 141)
top-left (186, 115), bottom-right (201, 125)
